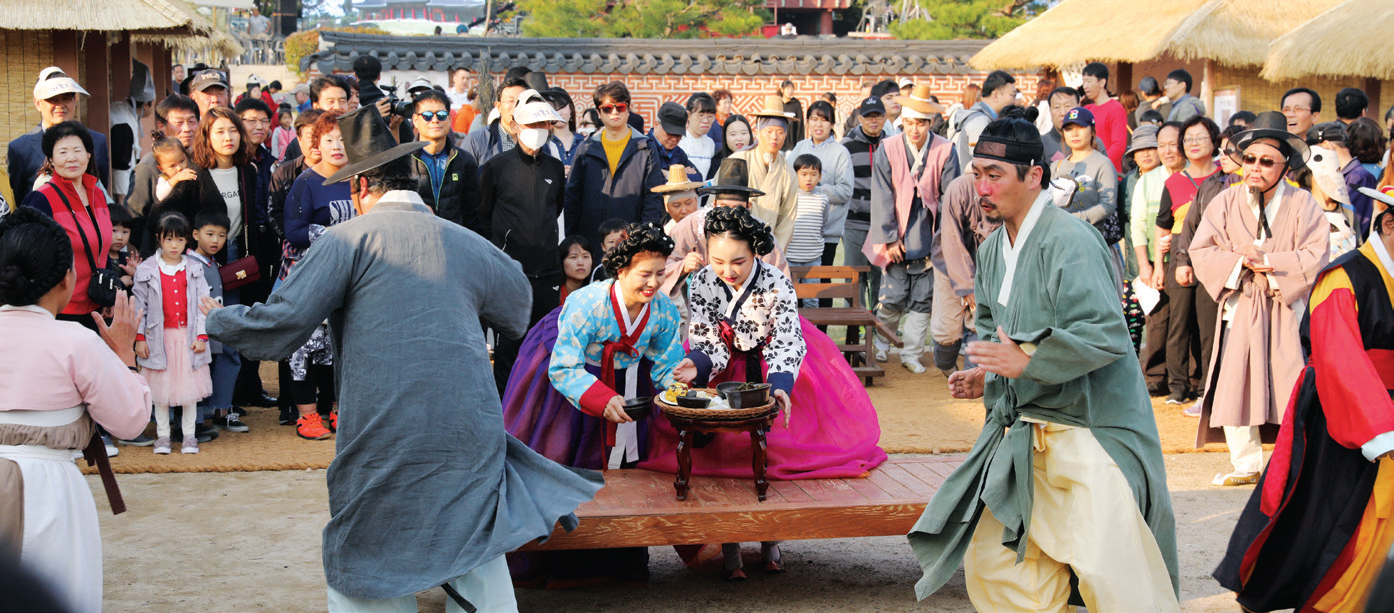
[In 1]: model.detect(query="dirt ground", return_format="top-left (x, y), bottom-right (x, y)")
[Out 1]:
top-left (94, 452), bottom-right (1257, 612)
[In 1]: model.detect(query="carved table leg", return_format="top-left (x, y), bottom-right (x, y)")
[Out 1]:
top-left (751, 426), bottom-right (769, 502)
top-left (675, 426), bottom-right (693, 501)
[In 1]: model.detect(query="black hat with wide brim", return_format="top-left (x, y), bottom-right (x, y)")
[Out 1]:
top-left (698, 158), bottom-right (765, 197)
top-left (324, 106), bottom-right (428, 185)
top-left (1228, 110), bottom-right (1310, 170)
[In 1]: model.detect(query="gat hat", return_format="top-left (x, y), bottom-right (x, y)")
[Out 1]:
top-left (1061, 106), bottom-right (1094, 129)
top-left (33, 67), bottom-right (88, 100)
top-left (522, 71), bottom-right (550, 94)
top-left (1126, 125), bottom-right (1160, 154)
top-left (190, 70), bottom-right (229, 93)
top-left (656, 101), bottom-right (688, 136)
top-left (894, 84), bottom-right (944, 120)
top-left (750, 95), bottom-right (796, 119)
top-left (323, 106), bottom-right (428, 185)
top-left (1307, 146), bottom-right (1352, 205)
top-left (512, 89), bottom-right (562, 125)
top-left (857, 95), bottom-right (887, 117)
top-left (700, 158), bottom-right (766, 197)
top-left (1307, 121), bottom-right (1348, 146)
top-left (652, 164), bottom-right (704, 194)
top-left (129, 59), bottom-right (156, 104)
top-left (1228, 110), bottom-right (1310, 170)
top-left (406, 77), bottom-right (434, 95)
top-left (542, 86), bottom-right (573, 110)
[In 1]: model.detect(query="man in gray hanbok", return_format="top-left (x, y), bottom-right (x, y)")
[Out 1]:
top-left (203, 107), bottom-right (604, 611)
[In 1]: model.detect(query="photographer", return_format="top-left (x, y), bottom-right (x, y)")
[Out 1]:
top-left (406, 89), bottom-right (480, 232)
top-left (350, 56), bottom-right (406, 144)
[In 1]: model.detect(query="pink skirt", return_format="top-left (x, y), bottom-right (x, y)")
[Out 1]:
top-left (144, 328), bottom-right (212, 407)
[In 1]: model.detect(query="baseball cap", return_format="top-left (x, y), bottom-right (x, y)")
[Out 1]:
top-left (290, 83), bottom-right (309, 96)
top-left (246, 74), bottom-right (267, 87)
top-left (512, 89), bottom-right (562, 125)
top-left (857, 96), bottom-right (887, 117)
top-left (190, 70), bottom-right (228, 93)
top-left (1062, 106), bottom-right (1094, 129)
top-left (657, 101), bottom-right (688, 136)
top-left (33, 67), bottom-right (88, 100)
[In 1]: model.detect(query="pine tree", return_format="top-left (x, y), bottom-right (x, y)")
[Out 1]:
top-left (517, 0), bottom-right (768, 39)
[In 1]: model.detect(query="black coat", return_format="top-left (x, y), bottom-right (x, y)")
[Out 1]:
top-left (478, 146), bottom-right (564, 280)
top-left (562, 127), bottom-right (665, 252)
top-left (148, 164), bottom-right (276, 301)
top-left (408, 138), bottom-right (481, 233)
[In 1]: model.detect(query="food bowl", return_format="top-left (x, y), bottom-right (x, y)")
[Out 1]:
top-left (674, 393), bottom-right (712, 409)
top-left (715, 382), bottom-right (770, 409)
top-left (623, 396), bottom-right (653, 421)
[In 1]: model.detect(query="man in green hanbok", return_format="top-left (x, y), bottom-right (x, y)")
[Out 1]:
top-left (907, 109), bottom-right (1180, 611)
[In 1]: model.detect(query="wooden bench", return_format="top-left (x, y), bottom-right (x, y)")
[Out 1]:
top-left (519, 456), bottom-right (962, 550)
top-left (788, 265), bottom-right (902, 386)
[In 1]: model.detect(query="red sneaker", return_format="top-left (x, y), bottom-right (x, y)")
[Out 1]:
top-left (328, 409), bottom-right (338, 432)
top-left (296, 413), bottom-right (332, 440)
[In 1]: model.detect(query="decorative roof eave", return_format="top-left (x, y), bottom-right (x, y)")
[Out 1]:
top-left (1262, 0), bottom-right (1394, 81)
top-left (306, 31), bottom-right (996, 77)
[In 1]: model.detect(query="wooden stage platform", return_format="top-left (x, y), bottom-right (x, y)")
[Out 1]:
top-left (520, 456), bottom-right (965, 551)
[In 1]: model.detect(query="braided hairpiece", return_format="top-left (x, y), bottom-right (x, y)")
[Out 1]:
top-left (0, 207), bottom-right (75, 307)
top-left (602, 222), bottom-right (676, 278)
top-left (704, 205), bottom-right (775, 256)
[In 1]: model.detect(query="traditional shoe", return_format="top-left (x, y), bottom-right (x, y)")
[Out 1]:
top-left (296, 413), bottom-right (333, 440)
top-left (939, 368), bottom-right (955, 378)
top-left (763, 559), bottom-right (783, 573)
top-left (726, 568), bottom-right (747, 581)
top-left (1211, 471), bottom-right (1260, 487)
top-left (902, 359), bottom-right (926, 374)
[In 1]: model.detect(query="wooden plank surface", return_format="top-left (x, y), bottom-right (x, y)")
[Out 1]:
top-left (520, 456), bottom-right (964, 551)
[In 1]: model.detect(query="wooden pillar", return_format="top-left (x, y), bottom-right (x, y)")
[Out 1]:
top-left (111, 32), bottom-right (132, 101)
top-left (51, 31), bottom-right (80, 77)
top-left (82, 32), bottom-right (111, 182)
top-left (1365, 77), bottom-right (1381, 121)
top-left (1115, 62), bottom-right (1133, 94)
top-left (152, 45), bottom-right (172, 99)
top-left (819, 9), bottom-right (833, 35)
top-left (1200, 59), bottom-right (1214, 120)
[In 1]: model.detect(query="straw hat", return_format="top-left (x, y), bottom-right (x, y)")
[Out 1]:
top-left (652, 164), bottom-right (704, 194)
top-left (749, 94), bottom-right (796, 119)
top-left (894, 84), bottom-right (944, 117)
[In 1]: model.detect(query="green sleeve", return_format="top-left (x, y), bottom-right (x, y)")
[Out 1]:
top-left (1011, 242), bottom-right (1132, 386)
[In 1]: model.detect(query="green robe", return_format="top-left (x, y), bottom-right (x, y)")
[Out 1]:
top-left (907, 199), bottom-right (1178, 600)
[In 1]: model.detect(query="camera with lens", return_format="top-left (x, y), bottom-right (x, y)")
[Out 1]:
top-left (384, 90), bottom-right (415, 118)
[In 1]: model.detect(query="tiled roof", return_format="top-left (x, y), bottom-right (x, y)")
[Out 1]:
top-left (308, 31), bottom-right (994, 76)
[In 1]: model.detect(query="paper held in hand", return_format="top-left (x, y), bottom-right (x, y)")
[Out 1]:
top-left (1132, 277), bottom-right (1162, 314)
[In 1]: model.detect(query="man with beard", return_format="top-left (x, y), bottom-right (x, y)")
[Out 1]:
top-left (908, 109), bottom-right (1178, 611)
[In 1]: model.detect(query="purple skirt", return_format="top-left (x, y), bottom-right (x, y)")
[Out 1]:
top-left (501, 308), bottom-right (658, 471)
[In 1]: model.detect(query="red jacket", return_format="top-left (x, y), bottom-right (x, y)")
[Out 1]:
top-left (21, 174), bottom-right (110, 315)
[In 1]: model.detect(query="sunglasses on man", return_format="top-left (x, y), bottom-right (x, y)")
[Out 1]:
top-left (417, 110), bottom-right (450, 122)
top-left (1242, 153), bottom-right (1284, 169)
top-left (598, 103), bottom-right (628, 115)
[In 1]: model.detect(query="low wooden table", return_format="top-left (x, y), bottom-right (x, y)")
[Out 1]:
top-left (667, 409), bottom-right (777, 502)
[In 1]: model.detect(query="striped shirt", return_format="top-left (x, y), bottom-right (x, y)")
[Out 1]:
top-left (787, 190), bottom-right (828, 263)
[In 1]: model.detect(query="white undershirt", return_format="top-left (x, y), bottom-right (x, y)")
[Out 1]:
top-left (998, 190), bottom-right (1052, 307)
top-left (608, 283), bottom-right (648, 469)
top-left (208, 167), bottom-right (242, 240)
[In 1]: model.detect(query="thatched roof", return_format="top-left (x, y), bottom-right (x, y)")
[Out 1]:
top-left (971, 0), bottom-right (1342, 70)
top-left (1262, 0), bottom-right (1394, 80)
top-left (0, 0), bottom-right (201, 32)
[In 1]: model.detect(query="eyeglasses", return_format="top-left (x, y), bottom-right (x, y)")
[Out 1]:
top-left (1281, 106), bottom-right (1311, 114)
top-left (598, 103), bottom-right (628, 115)
top-left (1183, 137), bottom-right (1211, 146)
top-left (417, 110), bottom-right (449, 122)
top-left (1222, 147), bottom-right (1238, 157)
top-left (1242, 153), bottom-right (1284, 168)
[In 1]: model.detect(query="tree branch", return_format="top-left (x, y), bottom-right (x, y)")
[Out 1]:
top-left (996, 0), bottom-right (1033, 17)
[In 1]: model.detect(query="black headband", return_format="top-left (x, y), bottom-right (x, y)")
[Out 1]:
top-left (973, 134), bottom-right (1043, 167)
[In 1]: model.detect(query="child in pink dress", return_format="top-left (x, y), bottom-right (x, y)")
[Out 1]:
top-left (132, 212), bottom-right (212, 454)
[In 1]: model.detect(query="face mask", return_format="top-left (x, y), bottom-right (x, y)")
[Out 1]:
top-left (578, 126), bottom-right (596, 137)
top-left (519, 128), bottom-right (551, 151)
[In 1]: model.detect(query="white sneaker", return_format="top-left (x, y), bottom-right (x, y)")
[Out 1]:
top-left (875, 348), bottom-right (888, 362)
top-left (153, 436), bottom-right (172, 455)
top-left (902, 359), bottom-right (927, 374)
top-left (181, 438), bottom-right (199, 454)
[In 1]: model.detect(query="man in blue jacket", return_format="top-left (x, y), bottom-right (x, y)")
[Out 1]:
top-left (649, 101), bottom-right (702, 184)
top-left (564, 81), bottom-right (666, 255)
top-left (8, 67), bottom-right (111, 203)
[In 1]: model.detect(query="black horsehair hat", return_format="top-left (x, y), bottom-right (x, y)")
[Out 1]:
top-left (1228, 110), bottom-right (1310, 170)
top-left (699, 158), bottom-right (766, 198)
top-left (323, 106), bottom-right (427, 185)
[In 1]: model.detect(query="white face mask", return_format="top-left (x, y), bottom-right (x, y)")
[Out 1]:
top-left (519, 128), bottom-right (551, 151)
top-left (578, 126), bottom-right (596, 137)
